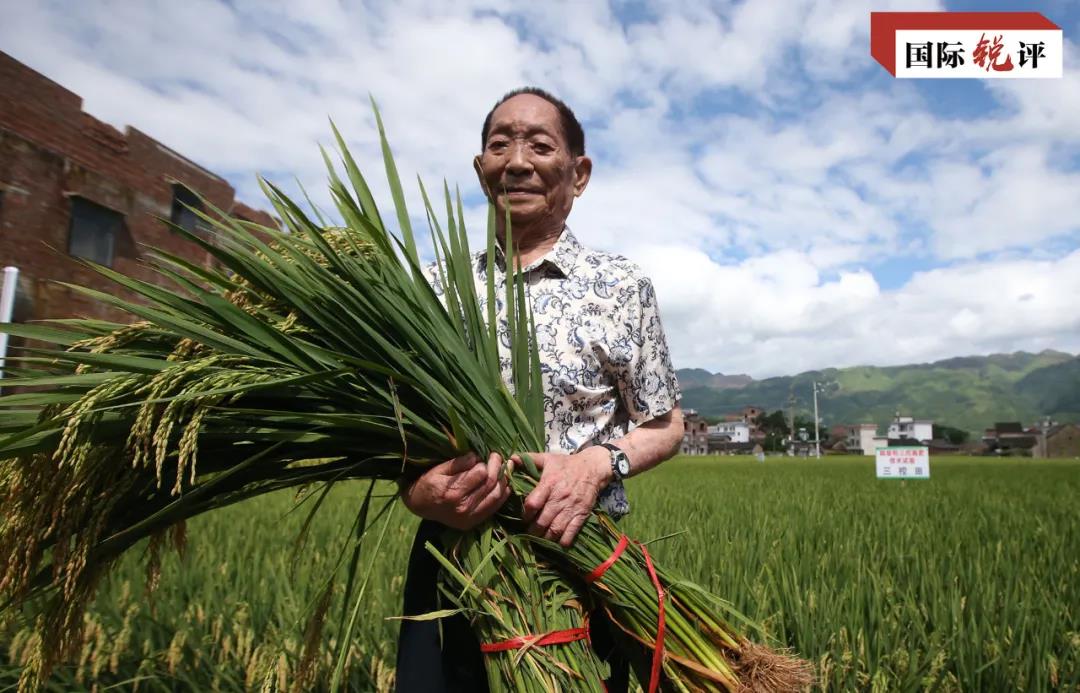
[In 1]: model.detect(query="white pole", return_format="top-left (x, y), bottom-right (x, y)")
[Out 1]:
top-left (0, 266), bottom-right (19, 388)
top-left (813, 381), bottom-right (821, 459)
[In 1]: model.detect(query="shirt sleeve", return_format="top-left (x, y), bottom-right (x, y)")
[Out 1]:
top-left (611, 276), bottom-right (681, 424)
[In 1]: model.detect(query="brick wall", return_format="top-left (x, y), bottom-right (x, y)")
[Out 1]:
top-left (0, 50), bottom-right (273, 326)
top-left (1047, 424), bottom-right (1080, 458)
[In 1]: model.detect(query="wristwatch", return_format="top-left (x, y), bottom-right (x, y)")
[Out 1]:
top-left (600, 443), bottom-right (631, 481)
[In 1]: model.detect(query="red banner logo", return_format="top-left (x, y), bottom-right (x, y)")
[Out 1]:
top-left (870, 12), bottom-right (1062, 79)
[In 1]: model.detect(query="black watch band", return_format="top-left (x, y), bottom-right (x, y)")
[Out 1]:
top-left (600, 442), bottom-right (630, 481)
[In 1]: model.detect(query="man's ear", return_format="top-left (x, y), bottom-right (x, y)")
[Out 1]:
top-left (474, 156), bottom-right (493, 201)
top-left (573, 155), bottom-right (593, 197)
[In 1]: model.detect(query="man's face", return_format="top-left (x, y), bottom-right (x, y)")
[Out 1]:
top-left (478, 94), bottom-right (591, 229)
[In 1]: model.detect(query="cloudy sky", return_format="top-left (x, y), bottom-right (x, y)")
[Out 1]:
top-left (3, 0), bottom-right (1078, 377)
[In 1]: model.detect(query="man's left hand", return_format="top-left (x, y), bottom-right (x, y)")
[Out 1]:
top-left (518, 447), bottom-right (611, 547)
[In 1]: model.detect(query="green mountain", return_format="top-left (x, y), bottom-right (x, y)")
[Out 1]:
top-left (676, 368), bottom-right (753, 390)
top-left (678, 350), bottom-right (1080, 433)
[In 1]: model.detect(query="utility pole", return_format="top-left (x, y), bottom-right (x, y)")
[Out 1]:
top-left (786, 391), bottom-right (796, 457)
top-left (812, 381), bottom-right (822, 459)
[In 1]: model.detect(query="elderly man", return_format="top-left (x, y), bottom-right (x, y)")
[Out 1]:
top-left (396, 87), bottom-right (683, 692)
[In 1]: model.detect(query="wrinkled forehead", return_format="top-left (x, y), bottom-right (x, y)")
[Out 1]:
top-left (487, 94), bottom-right (567, 145)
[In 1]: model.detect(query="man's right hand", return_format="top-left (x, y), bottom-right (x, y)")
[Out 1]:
top-left (401, 452), bottom-right (510, 530)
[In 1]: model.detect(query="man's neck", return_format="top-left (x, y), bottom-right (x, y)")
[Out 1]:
top-left (498, 220), bottom-right (564, 269)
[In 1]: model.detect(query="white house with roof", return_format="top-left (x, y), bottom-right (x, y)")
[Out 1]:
top-left (847, 424), bottom-right (887, 456)
top-left (847, 414), bottom-right (934, 456)
top-left (887, 415), bottom-right (933, 443)
top-left (709, 421), bottom-right (750, 443)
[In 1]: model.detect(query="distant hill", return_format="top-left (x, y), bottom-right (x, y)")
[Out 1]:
top-left (678, 350), bottom-right (1080, 433)
top-left (675, 368), bottom-right (753, 390)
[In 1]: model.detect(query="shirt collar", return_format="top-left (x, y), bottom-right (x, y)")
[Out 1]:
top-left (481, 225), bottom-right (583, 278)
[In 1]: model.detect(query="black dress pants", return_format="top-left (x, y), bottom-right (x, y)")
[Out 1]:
top-left (395, 520), bottom-right (629, 692)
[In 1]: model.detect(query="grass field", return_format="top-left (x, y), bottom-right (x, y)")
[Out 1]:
top-left (3, 455), bottom-right (1078, 691)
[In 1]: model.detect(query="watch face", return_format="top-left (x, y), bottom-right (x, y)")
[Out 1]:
top-left (616, 456), bottom-right (631, 477)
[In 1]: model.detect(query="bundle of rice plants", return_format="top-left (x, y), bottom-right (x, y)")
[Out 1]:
top-left (425, 524), bottom-right (610, 692)
top-left (0, 106), bottom-right (811, 692)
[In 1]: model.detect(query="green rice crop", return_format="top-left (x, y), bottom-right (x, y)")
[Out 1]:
top-left (621, 455), bottom-right (1080, 691)
top-left (2, 455), bottom-right (1077, 691)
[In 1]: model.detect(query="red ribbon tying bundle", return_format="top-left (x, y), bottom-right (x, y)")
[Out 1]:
top-left (479, 623), bottom-right (590, 653)
top-left (638, 541), bottom-right (666, 693)
top-left (480, 533), bottom-right (666, 693)
top-left (584, 534), bottom-right (666, 693)
top-left (585, 534), bottom-right (629, 583)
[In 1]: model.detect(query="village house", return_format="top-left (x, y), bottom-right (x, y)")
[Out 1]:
top-left (680, 405), bottom-right (768, 456)
top-left (0, 51), bottom-right (275, 330)
top-left (1034, 423), bottom-right (1080, 458)
top-left (981, 422), bottom-right (1038, 455)
top-left (706, 420), bottom-right (753, 454)
top-left (846, 423), bottom-right (888, 456)
top-left (887, 415), bottom-right (933, 443)
top-left (710, 421), bottom-right (750, 443)
top-left (681, 409), bottom-right (710, 455)
top-left (845, 413), bottom-right (934, 455)
top-left (983, 421), bottom-right (1080, 458)
top-left (726, 405), bottom-right (768, 445)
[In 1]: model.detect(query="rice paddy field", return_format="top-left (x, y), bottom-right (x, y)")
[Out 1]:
top-left (2, 455), bottom-right (1078, 691)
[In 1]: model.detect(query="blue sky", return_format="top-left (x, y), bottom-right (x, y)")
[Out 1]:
top-left (2, 0), bottom-right (1078, 376)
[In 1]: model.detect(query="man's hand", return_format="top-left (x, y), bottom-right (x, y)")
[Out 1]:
top-left (519, 447), bottom-right (612, 548)
top-left (401, 452), bottom-right (510, 530)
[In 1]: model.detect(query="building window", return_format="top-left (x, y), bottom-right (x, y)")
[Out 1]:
top-left (170, 184), bottom-right (204, 233)
top-left (68, 197), bottom-right (122, 266)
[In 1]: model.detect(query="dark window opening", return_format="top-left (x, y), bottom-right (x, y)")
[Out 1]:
top-left (170, 184), bottom-right (204, 234)
top-left (68, 197), bottom-right (122, 266)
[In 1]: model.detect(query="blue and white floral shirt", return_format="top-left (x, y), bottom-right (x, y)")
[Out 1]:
top-left (430, 227), bottom-right (680, 517)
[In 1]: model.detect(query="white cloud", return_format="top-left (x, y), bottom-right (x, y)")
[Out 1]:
top-left (1, 0), bottom-right (1078, 377)
top-left (639, 244), bottom-right (1080, 376)
top-left (923, 145), bottom-right (1080, 258)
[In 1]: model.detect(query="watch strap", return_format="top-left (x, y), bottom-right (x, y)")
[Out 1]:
top-left (600, 442), bottom-right (628, 480)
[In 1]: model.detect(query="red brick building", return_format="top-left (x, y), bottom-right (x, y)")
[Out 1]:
top-left (0, 50), bottom-right (275, 326)
top-left (681, 408), bottom-right (710, 455)
top-left (1043, 423), bottom-right (1080, 459)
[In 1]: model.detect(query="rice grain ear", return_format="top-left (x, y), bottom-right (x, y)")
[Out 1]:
top-left (294, 581), bottom-right (334, 692)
